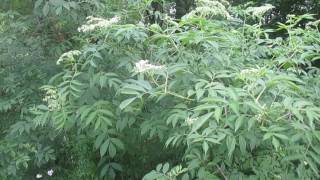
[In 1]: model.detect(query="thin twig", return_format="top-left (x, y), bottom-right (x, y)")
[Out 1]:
top-left (216, 165), bottom-right (228, 180)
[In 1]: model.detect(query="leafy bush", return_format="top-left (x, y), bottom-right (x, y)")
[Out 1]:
top-left (1, 0), bottom-right (320, 179)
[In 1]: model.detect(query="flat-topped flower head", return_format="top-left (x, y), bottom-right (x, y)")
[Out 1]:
top-left (57, 50), bottom-right (81, 65)
top-left (246, 4), bottom-right (275, 17)
top-left (239, 67), bottom-right (266, 79)
top-left (240, 68), bottom-right (260, 75)
top-left (135, 60), bottom-right (164, 73)
top-left (78, 16), bottom-right (120, 33)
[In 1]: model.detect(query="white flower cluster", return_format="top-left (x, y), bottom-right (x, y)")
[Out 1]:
top-left (77, 16), bottom-right (120, 33)
top-left (184, 0), bottom-right (232, 20)
top-left (56, 50), bottom-right (81, 65)
top-left (135, 60), bottom-right (164, 73)
top-left (169, 6), bottom-right (176, 15)
top-left (306, 19), bottom-right (320, 29)
top-left (239, 68), bottom-right (264, 79)
top-left (185, 117), bottom-right (198, 125)
top-left (43, 88), bottom-right (60, 111)
top-left (240, 68), bottom-right (260, 75)
top-left (246, 4), bottom-right (275, 17)
top-left (36, 174), bottom-right (42, 179)
top-left (35, 169), bottom-right (54, 179)
top-left (47, 169), bottom-right (54, 176)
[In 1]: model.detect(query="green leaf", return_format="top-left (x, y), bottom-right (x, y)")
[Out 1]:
top-left (95, 134), bottom-right (106, 149)
top-left (248, 118), bottom-right (255, 130)
top-left (227, 136), bottom-right (236, 158)
top-left (55, 6), bottom-right (62, 15)
top-left (239, 135), bottom-right (246, 154)
top-left (35, 0), bottom-right (43, 8)
top-left (143, 171), bottom-right (163, 180)
top-left (214, 107), bottom-right (222, 123)
top-left (194, 104), bottom-right (216, 111)
top-left (229, 101), bottom-right (240, 115)
top-left (235, 116), bottom-right (244, 132)
top-left (162, 163), bottom-right (169, 173)
top-left (110, 162), bottom-right (123, 171)
top-left (263, 133), bottom-right (273, 140)
top-left (192, 112), bottom-right (214, 132)
top-left (309, 151), bottom-right (320, 165)
top-left (274, 133), bottom-right (289, 140)
top-left (100, 140), bottom-right (110, 157)
top-left (283, 154), bottom-right (304, 161)
top-left (111, 138), bottom-right (125, 150)
top-left (156, 164), bottom-right (162, 171)
top-left (43, 2), bottom-right (50, 16)
top-left (69, 1), bottom-right (78, 9)
top-left (196, 89), bottom-right (205, 100)
top-left (205, 137), bottom-right (221, 144)
top-left (62, 2), bottom-right (70, 10)
top-left (85, 111), bottom-right (97, 127)
top-left (119, 97), bottom-right (136, 110)
top-left (306, 157), bottom-right (320, 177)
top-left (109, 143), bottom-right (116, 158)
top-left (181, 174), bottom-right (189, 180)
top-left (203, 141), bottom-right (209, 155)
top-left (272, 137), bottom-right (280, 150)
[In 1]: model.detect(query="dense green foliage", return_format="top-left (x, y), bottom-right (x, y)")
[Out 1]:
top-left (1, 0), bottom-right (320, 179)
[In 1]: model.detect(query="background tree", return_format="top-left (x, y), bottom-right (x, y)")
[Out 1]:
top-left (175, 0), bottom-right (195, 19)
top-left (231, 0), bottom-right (320, 25)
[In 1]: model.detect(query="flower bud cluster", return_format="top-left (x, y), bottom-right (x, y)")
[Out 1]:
top-left (43, 88), bottom-right (60, 111)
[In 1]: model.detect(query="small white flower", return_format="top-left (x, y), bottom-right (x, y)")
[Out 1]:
top-left (134, 60), bottom-right (164, 73)
top-left (47, 169), bottom-right (54, 176)
top-left (185, 117), bottom-right (198, 125)
top-left (137, 21), bottom-right (145, 26)
top-left (36, 174), bottom-right (43, 179)
top-left (169, 7), bottom-right (176, 15)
